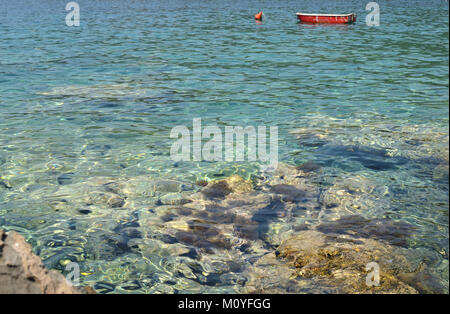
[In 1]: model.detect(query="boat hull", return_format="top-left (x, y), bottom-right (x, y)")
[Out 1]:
top-left (296, 13), bottom-right (356, 24)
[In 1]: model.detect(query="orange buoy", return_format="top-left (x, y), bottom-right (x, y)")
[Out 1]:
top-left (255, 11), bottom-right (263, 20)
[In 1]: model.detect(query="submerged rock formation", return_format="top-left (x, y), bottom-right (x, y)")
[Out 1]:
top-left (245, 229), bottom-right (447, 294)
top-left (10, 158), bottom-right (445, 294)
top-left (0, 229), bottom-right (92, 294)
top-left (130, 164), bottom-right (447, 293)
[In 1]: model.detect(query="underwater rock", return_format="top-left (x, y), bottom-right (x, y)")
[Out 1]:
top-left (107, 194), bottom-right (126, 208)
top-left (152, 179), bottom-right (192, 193)
top-left (167, 220), bottom-right (190, 232)
top-left (133, 166), bottom-right (446, 293)
top-left (290, 128), bottom-right (329, 148)
top-left (267, 163), bottom-right (303, 182)
top-left (136, 172), bottom-right (301, 291)
top-left (201, 181), bottom-right (232, 200)
top-left (269, 184), bottom-right (306, 203)
top-left (317, 174), bottom-right (389, 221)
top-left (397, 262), bottom-right (448, 294)
top-left (111, 177), bottom-right (191, 199)
top-left (296, 161), bottom-right (322, 173)
top-left (85, 191), bottom-right (125, 209)
top-left (48, 176), bottom-right (130, 214)
top-left (246, 230), bottom-right (423, 294)
top-left (340, 175), bottom-right (375, 194)
top-left (318, 144), bottom-right (408, 171)
top-left (262, 163), bottom-right (321, 197)
top-left (138, 180), bottom-right (272, 277)
top-left (139, 169), bottom-right (318, 274)
top-left (195, 179), bottom-right (209, 187)
top-left (159, 192), bottom-right (192, 206)
top-left (244, 251), bottom-right (306, 294)
top-left (224, 175), bottom-right (254, 194)
top-left (316, 215), bottom-right (412, 247)
top-left (201, 175), bottom-right (253, 200)
top-left (297, 120), bottom-right (449, 171)
top-left (279, 230), bottom-right (448, 293)
top-left (0, 229), bottom-right (92, 294)
top-left (249, 198), bottom-right (287, 240)
top-left (82, 212), bottom-right (142, 261)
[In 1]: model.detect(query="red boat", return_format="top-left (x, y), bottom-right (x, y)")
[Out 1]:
top-left (296, 12), bottom-right (356, 24)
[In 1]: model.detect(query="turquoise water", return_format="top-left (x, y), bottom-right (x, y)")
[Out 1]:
top-left (0, 0), bottom-right (448, 293)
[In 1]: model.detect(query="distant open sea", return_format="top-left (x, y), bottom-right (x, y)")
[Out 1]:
top-left (0, 0), bottom-right (448, 293)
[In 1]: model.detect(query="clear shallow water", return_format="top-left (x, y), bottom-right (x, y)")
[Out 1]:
top-left (0, 0), bottom-right (448, 293)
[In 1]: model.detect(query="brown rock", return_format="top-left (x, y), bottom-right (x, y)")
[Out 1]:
top-left (275, 230), bottom-right (439, 293)
top-left (269, 184), bottom-right (306, 203)
top-left (246, 230), bottom-right (428, 294)
top-left (0, 229), bottom-right (92, 294)
top-left (201, 175), bottom-right (253, 200)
